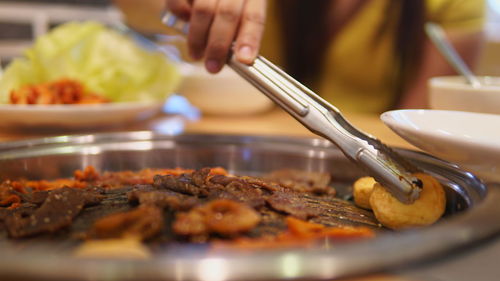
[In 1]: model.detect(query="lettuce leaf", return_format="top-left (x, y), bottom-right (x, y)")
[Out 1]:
top-left (0, 21), bottom-right (180, 103)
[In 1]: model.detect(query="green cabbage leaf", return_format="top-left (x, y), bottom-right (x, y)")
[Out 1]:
top-left (0, 21), bottom-right (180, 103)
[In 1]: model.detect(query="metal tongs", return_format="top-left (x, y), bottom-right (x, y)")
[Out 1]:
top-left (161, 12), bottom-right (422, 203)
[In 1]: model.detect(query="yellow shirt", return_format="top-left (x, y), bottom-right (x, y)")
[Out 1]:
top-left (261, 0), bottom-right (485, 114)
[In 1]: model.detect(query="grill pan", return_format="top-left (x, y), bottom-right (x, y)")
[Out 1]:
top-left (0, 131), bottom-right (498, 281)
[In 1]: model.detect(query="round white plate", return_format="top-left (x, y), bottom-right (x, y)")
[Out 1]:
top-left (381, 109), bottom-right (500, 182)
top-left (0, 101), bottom-right (164, 130)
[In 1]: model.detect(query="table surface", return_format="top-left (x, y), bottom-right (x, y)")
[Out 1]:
top-left (0, 107), bottom-right (415, 148)
top-left (0, 107), bottom-right (498, 281)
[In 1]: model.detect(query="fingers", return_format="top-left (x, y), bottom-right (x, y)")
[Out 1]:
top-left (234, 0), bottom-right (267, 64)
top-left (166, 0), bottom-right (267, 73)
top-left (166, 0), bottom-right (192, 20)
top-left (204, 0), bottom-right (245, 73)
top-left (188, 0), bottom-right (218, 61)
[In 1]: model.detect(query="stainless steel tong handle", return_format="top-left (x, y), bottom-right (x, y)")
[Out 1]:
top-left (161, 11), bottom-right (422, 203)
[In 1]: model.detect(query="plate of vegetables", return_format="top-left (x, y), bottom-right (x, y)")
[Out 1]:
top-left (0, 21), bottom-right (180, 129)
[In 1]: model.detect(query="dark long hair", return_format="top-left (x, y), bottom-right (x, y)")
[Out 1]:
top-left (279, 0), bottom-right (426, 110)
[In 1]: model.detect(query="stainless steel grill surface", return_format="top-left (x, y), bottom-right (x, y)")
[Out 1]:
top-left (0, 132), bottom-right (498, 281)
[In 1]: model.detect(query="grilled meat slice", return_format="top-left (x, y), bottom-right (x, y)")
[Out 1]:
top-left (128, 189), bottom-right (199, 211)
top-left (173, 199), bottom-right (261, 237)
top-left (264, 169), bottom-right (335, 195)
top-left (154, 168), bottom-right (212, 196)
top-left (4, 187), bottom-right (103, 238)
top-left (86, 205), bottom-right (164, 240)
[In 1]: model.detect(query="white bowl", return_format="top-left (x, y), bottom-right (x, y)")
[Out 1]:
top-left (428, 76), bottom-right (500, 114)
top-left (177, 64), bottom-right (274, 115)
top-left (381, 109), bottom-right (500, 182)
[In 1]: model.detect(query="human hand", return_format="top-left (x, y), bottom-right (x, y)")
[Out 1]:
top-left (166, 0), bottom-right (267, 73)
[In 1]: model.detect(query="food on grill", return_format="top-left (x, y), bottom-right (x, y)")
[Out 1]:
top-left (86, 205), bottom-right (164, 241)
top-left (0, 166), bottom-right (382, 251)
top-left (4, 187), bottom-right (103, 238)
top-left (173, 199), bottom-right (261, 237)
top-left (353, 176), bottom-right (376, 210)
top-left (351, 174), bottom-right (447, 229)
top-left (264, 169), bottom-right (335, 195)
top-left (370, 173), bottom-right (446, 229)
top-left (215, 216), bottom-right (375, 250)
top-left (0, 166), bottom-right (446, 253)
top-left (9, 79), bottom-right (109, 105)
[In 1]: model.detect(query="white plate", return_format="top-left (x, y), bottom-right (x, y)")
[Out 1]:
top-left (0, 101), bottom-right (164, 130)
top-left (381, 109), bottom-right (500, 182)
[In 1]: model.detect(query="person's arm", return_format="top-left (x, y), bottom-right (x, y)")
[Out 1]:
top-left (398, 29), bottom-right (484, 109)
top-left (166, 0), bottom-right (268, 73)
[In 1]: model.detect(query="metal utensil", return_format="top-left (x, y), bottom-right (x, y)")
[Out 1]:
top-left (425, 22), bottom-right (482, 88)
top-left (161, 11), bottom-right (422, 203)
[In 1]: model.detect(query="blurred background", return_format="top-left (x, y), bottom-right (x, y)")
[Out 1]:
top-left (0, 0), bottom-right (120, 67)
top-left (478, 0), bottom-right (500, 75)
top-left (0, 0), bottom-right (498, 74)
